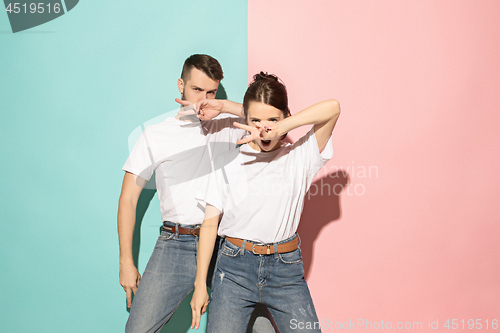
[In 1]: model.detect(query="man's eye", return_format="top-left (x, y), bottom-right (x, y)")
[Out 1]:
top-left (208, 91), bottom-right (216, 95)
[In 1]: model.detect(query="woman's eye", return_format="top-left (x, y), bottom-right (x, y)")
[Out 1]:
top-left (252, 120), bottom-right (260, 123)
top-left (270, 119), bottom-right (278, 122)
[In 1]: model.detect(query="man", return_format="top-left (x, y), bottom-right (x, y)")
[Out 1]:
top-left (118, 54), bottom-right (249, 332)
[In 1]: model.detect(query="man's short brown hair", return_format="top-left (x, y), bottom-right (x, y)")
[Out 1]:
top-left (181, 54), bottom-right (224, 82)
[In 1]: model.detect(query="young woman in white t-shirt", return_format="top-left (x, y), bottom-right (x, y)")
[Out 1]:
top-left (191, 72), bottom-right (340, 332)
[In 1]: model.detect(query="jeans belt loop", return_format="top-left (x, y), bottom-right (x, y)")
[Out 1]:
top-left (174, 223), bottom-right (179, 237)
top-left (296, 233), bottom-right (301, 247)
top-left (273, 243), bottom-right (279, 259)
top-left (240, 239), bottom-right (247, 256)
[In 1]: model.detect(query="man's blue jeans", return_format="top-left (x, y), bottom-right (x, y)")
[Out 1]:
top-left (207, 234), bottom-right (321, 333)
top-left (125, 221), bottom-right (218, 333)
top-left (125, 222), bottom-right (277, 333)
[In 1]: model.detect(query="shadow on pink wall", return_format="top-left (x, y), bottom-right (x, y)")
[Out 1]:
top-left (298, 171), bottom-right (349, 279)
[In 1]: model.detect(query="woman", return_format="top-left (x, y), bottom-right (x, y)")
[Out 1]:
top-left (191, 72), bottom-right (340, 332)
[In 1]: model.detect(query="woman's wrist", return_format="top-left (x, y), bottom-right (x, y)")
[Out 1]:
top-left (277, 118), bottom-right (294, 137)
top-left (194, 279), bottom-right (206, 289)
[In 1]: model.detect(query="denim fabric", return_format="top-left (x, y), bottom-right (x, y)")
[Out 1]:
top-left (207, 234), bottom-right (321, 333)
top-left (125, 222), bottom-right (217, 333)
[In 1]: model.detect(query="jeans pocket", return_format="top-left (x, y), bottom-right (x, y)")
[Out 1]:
top-left (220, 240), bottom-right (241, 257)
top-left (278, 247), bottom-right (302, 264)
top-left (158, 230), bottom-right (175, 241)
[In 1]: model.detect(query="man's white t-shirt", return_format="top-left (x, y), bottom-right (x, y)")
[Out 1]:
top-left (196, 128), bottom-right (333, 243)
top-left (123, 114), bottom-right (246, 225)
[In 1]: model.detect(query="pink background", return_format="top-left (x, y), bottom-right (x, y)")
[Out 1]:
top-left (249, 0), bottom-right (500, 329)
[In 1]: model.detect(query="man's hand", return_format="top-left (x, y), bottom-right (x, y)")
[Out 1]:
top-left (190, 285), bottom-right (210, 330)
top-left (234, 120), bottom-right (282, 145)
top-left (175, 98), bottom-right (223, 120)
top-left (120, 262), bottom-right (141, 308)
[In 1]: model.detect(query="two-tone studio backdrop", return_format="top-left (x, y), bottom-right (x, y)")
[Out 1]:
top-left (1, 1), bottom-right (499, 332)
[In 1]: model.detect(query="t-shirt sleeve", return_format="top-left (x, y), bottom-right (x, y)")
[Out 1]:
top-left (122, 129), bottom-right (155, 181)
top-left (292, 127), bottom-right (333, 177)
top-left (195, 166), bottom-right (226, 213)
top-left (196, 147), bottom-right (240, 212)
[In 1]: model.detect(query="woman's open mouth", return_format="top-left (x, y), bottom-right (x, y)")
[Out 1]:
top-left (261, 140), bottom-right (271, 148)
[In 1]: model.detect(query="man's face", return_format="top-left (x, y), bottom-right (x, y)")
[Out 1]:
top-left (177, 67), bottom-right (219, 104)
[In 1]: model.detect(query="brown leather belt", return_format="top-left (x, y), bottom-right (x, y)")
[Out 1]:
top-left (162, 225), bottom-right (200, 236)
top-left (225, 236), bottom-right (299, 255)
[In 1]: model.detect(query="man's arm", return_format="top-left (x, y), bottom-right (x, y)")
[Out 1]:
top-left (218, 99), bottom-right (244, 118)
top-left (118, 172), bottom-right (146, 308)
top-left (176, 98), bottom-right (244, 120)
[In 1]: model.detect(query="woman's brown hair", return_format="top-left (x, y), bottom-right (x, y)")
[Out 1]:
top-left (243, 72), bottom-right (291, 119)
top-left (243, 72), bottom-right (290, 140)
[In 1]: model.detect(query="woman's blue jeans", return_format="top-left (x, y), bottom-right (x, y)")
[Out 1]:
top-left (207, 234), bottom-right (321, 333)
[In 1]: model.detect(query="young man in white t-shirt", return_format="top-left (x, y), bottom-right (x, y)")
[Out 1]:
top-left (117, 55), bottom-right (275, 332)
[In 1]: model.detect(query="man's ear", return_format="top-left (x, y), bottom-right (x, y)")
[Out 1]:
top-left (177, 78), bottom-right (184, 94)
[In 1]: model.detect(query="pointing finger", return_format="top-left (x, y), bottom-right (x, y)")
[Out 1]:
top-left (175, 98), bottom-right (191, 106)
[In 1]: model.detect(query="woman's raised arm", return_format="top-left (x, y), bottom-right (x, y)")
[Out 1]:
top-left (235, 99), bottom-right (341, 152)
top-left (279, 99), bottom-right (341, 152)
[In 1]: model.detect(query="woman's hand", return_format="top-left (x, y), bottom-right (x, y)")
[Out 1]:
top-left (234, 120), bottom-right (282, 145)
top-left (175, 98), bottom-right (223, 120)
top-left (190, 285), bottom-right (210, 329)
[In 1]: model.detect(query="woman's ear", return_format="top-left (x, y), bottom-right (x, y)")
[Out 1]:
top-left (280, 133), bottom-right (287, 140)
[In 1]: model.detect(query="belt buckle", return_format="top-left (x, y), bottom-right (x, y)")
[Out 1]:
top-left (191, 225), bottom-right (201, 237)
top-left (251, 243), bottom-right (271, 255)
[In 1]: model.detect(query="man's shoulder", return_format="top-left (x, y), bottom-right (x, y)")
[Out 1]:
top-left (142, 116), bottom-right (196, 139)
top-left (143, 116), bottom-right (177, 131)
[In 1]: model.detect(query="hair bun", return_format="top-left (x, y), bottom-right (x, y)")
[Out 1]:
top-left (253, 71), bottom-right (279, 82)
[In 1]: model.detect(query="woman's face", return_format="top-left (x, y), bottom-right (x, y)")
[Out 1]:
top-left (246, 101), bottom-right (286, 152)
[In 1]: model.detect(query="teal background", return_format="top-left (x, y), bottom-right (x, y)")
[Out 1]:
top-left (0, 1), bottom-right (247, 332)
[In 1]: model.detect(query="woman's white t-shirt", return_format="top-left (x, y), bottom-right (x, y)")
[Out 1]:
top-left (197, 128), bottom-right (333, 243)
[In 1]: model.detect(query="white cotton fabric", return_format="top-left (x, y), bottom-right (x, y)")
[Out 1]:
top-left (197, 128), bottom-right (333, 243)
top-left (123, 114), bottom-right (246, 225)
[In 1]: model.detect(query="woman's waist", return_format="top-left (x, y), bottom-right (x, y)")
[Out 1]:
top-left (223, 233), bottom-right (299, 255)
